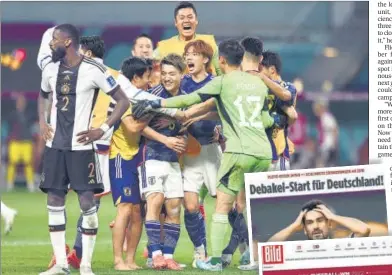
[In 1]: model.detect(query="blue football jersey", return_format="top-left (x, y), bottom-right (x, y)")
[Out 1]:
top-left (142, 84), bottom-right (184, 163)
top-left (265, 80), bottom-right (297, 161)
top-left (180, 74), bottom-right (218, 145)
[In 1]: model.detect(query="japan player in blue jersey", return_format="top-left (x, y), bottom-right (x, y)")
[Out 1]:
top-left (138, 54), bottom-right (188, 271)
top-left (180, 40), bottom-right (222, 266)
top-left (260, 51), bottom-right (298, 172)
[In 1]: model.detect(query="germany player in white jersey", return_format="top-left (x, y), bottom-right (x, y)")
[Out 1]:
top-left (38, 24), bottom-right (129, 275)
top-left (47, 35), bottom-right (122, 270)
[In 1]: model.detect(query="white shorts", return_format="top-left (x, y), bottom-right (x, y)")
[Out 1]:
top-left (183, 143), bottom-right (222, 197)
top-left (94, 152), bottom-right (111, 197)
top-left (268, 156), bottom-right (290, 171)
top-left (138, 159), bottom-right (184, 200)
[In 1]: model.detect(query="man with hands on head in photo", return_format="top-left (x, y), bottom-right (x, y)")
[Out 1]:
top-left (268, 199), bottom-right (371, 242)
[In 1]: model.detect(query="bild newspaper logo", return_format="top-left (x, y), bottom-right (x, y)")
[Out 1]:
top-left (262, 245), bottom-right (284, 264)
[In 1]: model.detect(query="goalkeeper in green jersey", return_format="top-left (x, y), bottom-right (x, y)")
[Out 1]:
top-left (131, 39), bottom-right (286, 271)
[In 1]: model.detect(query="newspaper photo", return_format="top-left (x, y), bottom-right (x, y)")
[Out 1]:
top-left (258, 236), bottom-right (392, 275)
top-left (245, 164), bottom-right (392, 266)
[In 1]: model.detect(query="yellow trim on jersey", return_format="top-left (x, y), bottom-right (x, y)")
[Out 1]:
top-left (155, 34), bottom-right (220, 75)
top-left (109, 108), bottom-right (141, 161)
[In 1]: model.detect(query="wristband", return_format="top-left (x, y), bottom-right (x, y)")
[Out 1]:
top-left (100, 123), bottom-right (110, 133)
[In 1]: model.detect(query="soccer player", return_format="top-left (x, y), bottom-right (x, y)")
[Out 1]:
top-left (109, 57), bottom-right (153, 271)
top-left (1, 201), bottom-right (17, 234)
top-left (131, 40), bottom-right (286, 271)
top-left (117, 56), bottom-right (187, 269)
top-left (46, 35), bottom-right (123, 270)
top-left (132, 33), bottom-right (154, 59)
top-left (312, 99), bottom-right (339, 167)
top-left (139, 54), bottom-right (188, 270)
top-left (38, 24), bottom-right (129, 275)
top-left (6, 94), bottom-right (36, 192)
top-left (154, 1), bottom-right (222, 75)
top-left (268, 200), bottom-right (371, 241)
top-left (260, 51), bottom-right (298, 171)
top-left (180, 40), bottom-right (220, 265)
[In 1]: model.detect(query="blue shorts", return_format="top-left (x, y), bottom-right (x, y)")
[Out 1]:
top-left (109, 154), bottom-right (141, 206)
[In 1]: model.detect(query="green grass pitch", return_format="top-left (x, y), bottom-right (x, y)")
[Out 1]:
top-left (1, 190), bottom-right (253, 274)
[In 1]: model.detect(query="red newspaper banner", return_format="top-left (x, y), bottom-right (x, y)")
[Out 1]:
top-left (263, 264), bottom-right (392, 275)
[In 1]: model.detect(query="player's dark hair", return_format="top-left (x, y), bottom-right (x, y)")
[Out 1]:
top-left (301, 199), bottom-right (331, 224)
top-left (218, 39), bottom-right (245, 66)
top-left (55, 24), bottom-right (80, 48)
top-left (261, 50), bottom-right (282, 74)
top-left (133, 33), bottom-right (153, 49)
top-left (241, 37), bottom-right (263, 57)
top-left (174, 1), bottom-right (197, 18)
top-left (80, 36), bottom-right (105, 59)
top-left (121, 57), bottom-right (152, 82)
top-left (161, 53), bottom-right (186, 73)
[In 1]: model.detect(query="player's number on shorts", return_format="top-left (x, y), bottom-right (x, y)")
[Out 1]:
top-left (61, 96), bottom-right (69, 111)
top-left (88, 162), bottom-right (95, 178)
top-left (234, 95), bottom-right (263, 128)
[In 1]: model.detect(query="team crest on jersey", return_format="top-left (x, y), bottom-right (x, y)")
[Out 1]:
top-left (123, 187), bottom-right (132, 196)
top-left (61, 83), bottom-right (70, 94)
top-left (267, 94), bottom-right (275, 110)
top-left (148, 176), bottom-right (156, 186)
top-left (106, 75), bottom-right (116, 88)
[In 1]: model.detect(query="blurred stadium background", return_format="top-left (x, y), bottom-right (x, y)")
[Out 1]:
top-left (1, 1), bottom-right (369, 190)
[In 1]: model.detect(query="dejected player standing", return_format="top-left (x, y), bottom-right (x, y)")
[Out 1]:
top-left (131, 39), bottom-right (286, 271)
top-left (38, 24), bottom-right (129, 275)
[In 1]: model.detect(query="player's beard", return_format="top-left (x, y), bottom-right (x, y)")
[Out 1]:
top-left (309, 229), bottom-right (326, 240)
top-left (52, 46), bottom-right (66, 63)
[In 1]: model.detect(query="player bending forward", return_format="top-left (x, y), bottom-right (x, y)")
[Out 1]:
top-left (132, 39), bottom-right (286, 271)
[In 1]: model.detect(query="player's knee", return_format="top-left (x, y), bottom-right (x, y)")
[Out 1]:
top-left (166, 204), bottom-right (182, 219)
top-left (82, 206), bottom-right (98, 229)
top-left (131, 204), bottom-right (142, 223)
top-left (184, 200), bottom-right (199, 213)
top-left (47, 189), bottom-right (66, 207)
top-left (77, 190), bottom-right (95, 212)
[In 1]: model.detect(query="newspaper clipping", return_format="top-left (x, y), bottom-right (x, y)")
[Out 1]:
top-left (258, 236), bottom-right (392, 275)
top-left (245, 164), bottom-right (392, 267)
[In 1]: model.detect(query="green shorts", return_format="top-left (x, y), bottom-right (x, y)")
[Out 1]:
top-left (217, 152), bottom-right (271, 196)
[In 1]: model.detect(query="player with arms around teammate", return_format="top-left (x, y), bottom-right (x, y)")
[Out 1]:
top-left (180, 40), bottom-right (221, 265)
top-left (132, 40), bottom-right (286, 271)
top-left (154, 1), bottom-right (221, 76)
top-left (139, 54), bottom-right (188, 270)
top-left (261, 51), bottom-right (298, 171)
top-left (268, 200), bottom-right (371, 242)
top-left (38, 24), bottom-right (129, 275)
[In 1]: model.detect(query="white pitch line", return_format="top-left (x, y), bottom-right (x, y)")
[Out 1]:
top-left (2, 240), bottom-right (147, 247)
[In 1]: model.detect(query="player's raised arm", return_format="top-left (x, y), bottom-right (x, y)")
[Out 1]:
top-left (268, 210), bottom-right (306, 242)
top-left (315, 205), bottom-right (371, 237)
top-left (37, 27), bottom-right (55, 70)
top-left (163, 76), bottom-right (223, 108)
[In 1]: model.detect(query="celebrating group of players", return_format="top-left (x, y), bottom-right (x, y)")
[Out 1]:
top-left (36, 2), bottom-right (297, 275)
